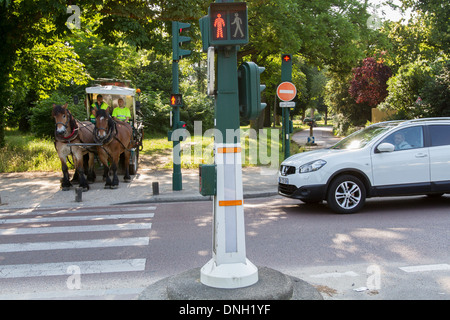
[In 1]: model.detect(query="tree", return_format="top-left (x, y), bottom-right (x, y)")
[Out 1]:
top-left (349, 55), bottom-right (392, 108)
top-left (380, 59), bottom-right (449, 119)
top-left (0, 0), bottom-right (79, 146)
top-left (0, 0), bottom-right (206, 146)
top-left (378, 59), bottom-right (434, 118)
top-left (420, 60), bottom-right (450, 117)
top-left (400, 0), bottom-right (449, 54)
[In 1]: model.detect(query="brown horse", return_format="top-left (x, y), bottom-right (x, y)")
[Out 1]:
top-left (94, 109), bottom-right (133, 189)
top-left (52, 103), bottom-right (96, 191)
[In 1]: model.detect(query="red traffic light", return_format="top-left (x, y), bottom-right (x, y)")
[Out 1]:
top-left (282, 54), bottom-right (292, 62)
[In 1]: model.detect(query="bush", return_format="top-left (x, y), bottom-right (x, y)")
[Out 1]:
top-left (138, 91), bottom-right (172, 135)
top-left (30, 92), bottom-right (85, 138)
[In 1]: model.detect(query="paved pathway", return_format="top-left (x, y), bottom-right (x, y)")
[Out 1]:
top-left (292, 126), bottom-right (341, 150)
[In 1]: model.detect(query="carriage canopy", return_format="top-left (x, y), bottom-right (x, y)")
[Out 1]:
top-left (85, 85), bottom-right (139, 125)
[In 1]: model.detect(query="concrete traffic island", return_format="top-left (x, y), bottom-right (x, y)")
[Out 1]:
top-left (138, 267), bottom-right (323, 300)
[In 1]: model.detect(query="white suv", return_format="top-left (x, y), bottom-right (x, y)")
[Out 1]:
top-left (278, 118), bottom-right (450, 213)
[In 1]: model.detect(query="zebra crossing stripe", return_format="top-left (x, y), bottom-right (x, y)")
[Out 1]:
top-left (399, 264), bottom-right (450, 273)
top-left (0, 259), bottom-right (146, 278)
top-left (0, 287), bottom-right (146, 300)
top-left (0, 222), bottom-right (152, 235)
top-left (0, 206), bottom-right (157, 217)
top-left (0, 213), bottom-right (154, 224)
top-left (0, 237), bottom-right (150, 253)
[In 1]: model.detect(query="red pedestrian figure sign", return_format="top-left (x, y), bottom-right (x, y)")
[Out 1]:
top-left (214, 14), bottom-right (226, 39)
top-left (209, 2), bottom-right (248, 45)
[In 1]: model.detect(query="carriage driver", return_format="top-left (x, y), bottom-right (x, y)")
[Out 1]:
top-left (112, 98), bottom-right (131, 123)
top-left (90, 94), bottom-right (109, 123)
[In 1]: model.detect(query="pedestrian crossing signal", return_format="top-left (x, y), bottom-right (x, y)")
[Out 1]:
top-left (209, 2), bottom-right (248, 46)
top-left (170, 94), bottom-right (183, 107)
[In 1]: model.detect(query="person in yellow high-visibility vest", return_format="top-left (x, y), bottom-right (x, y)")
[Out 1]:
top-left (90, 95), bottom-right (109, 123)
top-left (112, 98), bottom-right (131, 123)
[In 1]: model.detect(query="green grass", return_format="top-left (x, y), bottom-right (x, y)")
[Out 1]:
top-left (1, 129), bottom-right (62, 173)
top-left (1, 127), bottom-right (306, 173)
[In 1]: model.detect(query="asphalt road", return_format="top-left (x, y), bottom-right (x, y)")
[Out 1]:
top-left (0, 194), bottom-right (449, 300)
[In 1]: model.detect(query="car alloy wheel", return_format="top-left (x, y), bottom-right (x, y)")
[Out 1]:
top-left (327, 175), bottom-right (366, 214)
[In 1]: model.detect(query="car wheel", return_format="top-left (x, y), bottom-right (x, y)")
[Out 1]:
top-left (327, 175), bottom-right (366, 214)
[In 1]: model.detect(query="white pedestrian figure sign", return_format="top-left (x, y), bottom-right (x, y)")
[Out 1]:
top-left (231, 13), bottom-right (244, 38)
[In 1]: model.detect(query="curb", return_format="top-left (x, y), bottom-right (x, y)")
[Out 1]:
top-left (115, 191), bottom-right (279, 205)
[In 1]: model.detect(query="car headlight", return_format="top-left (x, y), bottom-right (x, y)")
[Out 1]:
top-left (298, 160), bottom-right (327, 174)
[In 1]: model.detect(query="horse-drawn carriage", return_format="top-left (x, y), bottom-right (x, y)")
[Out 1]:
top-left (84, 81), bottom-right (144, 175)
top-left (52, 79), bottom-right (144, 191)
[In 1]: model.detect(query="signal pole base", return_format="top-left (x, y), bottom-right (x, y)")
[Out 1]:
top-left (200, 258), bottom-right (258, 289)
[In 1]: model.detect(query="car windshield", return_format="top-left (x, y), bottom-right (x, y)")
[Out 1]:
top-left (330, 123), bottom-right (399, 150)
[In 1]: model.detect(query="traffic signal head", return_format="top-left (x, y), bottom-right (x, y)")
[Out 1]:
top-left (238, 62), bottom-right (267, 120)
top-left (177, 121), bottom-right (186, 130)
top-left (208, 2), bottom-right (248, 46)
top-left (170, 94), bottom-right (183, 107)
top-left (282, 54), bottom-right (292, 63)
top-left (172, 21), bottom-right (191, 61)
top-left (281, 54), bottom-right (293, 82)
top-left (199, 15), bottom-right (211, 52)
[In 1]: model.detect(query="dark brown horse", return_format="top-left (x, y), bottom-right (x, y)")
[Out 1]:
top-left (52, 103), bottom-right (96, 191)
top-left (94, 109), bottom-right (133, 189)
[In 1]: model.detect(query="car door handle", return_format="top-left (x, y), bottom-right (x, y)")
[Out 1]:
top-left (415, 153), bottom-right (428, 158)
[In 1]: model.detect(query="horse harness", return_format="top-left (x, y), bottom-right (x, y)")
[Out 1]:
top-left (94, 115), bottom-right (132, 149)
top-left (55, 110), bottom-right (80, 144)
top-left (54, 110), bottom-right (97, 156)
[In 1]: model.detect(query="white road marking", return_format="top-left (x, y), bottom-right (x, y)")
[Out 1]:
top-left (0, 222), bottom-right (152, 235)
top-left (0, 259), bottom-right (146, 279)
top-left (0, 237), bottom-right (149, 253)
top-left (0, 287), bottom-right (146, 300)
top-left (310, 271), bottom-right (359, 278)
top-left (0, 213), bottom-right (154, 224)
top-left (0, 206), bottom-right (156, 217)
top-left (399, 264), bottom-right (450, 273)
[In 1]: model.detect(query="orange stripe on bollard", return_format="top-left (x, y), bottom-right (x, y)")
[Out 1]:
top-left (217, 147), bottom-right (241, 153)
top-left (218, 200), bottom-right (243, 206)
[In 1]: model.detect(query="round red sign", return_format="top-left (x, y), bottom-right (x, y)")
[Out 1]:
top-left (277, 82), bottom-right (297, 102)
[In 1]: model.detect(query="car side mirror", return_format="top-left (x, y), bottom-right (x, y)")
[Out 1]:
top-left (377, 143), bottom-right (395, 153)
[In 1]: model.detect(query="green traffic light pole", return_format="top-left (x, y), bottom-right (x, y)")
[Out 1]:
top-left (199, 1), bottom-right (258, 289)
top-left (172, 62), bottom-right (182, 191)
top-left (172, 22), bottom-right (182, 191)
top-left (281, 54), bottom-right (292, 160)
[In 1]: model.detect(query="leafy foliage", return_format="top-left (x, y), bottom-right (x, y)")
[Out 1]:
top-left (30, 92), bottom-right (86, 138)
top-left (349, 55), bottom-right (392, 107)
top-left (1, 0), bottom-right (449, 148)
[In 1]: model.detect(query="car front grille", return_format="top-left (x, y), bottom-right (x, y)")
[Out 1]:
top-left (280, 165), bottom-right (296, 176)
top-left (278, 183), bottom-right (297, 196)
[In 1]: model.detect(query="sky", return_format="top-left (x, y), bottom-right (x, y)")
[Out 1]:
top-left (367, 0), bottom-right (412, 22)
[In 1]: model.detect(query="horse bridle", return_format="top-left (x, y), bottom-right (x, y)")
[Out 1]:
top-left (94, 115), bottom-right (116, 144)
top-left (55, 109), bottom-right (79, 141)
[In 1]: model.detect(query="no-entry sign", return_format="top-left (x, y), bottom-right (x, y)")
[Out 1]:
top-left (277, 82), bottom-right (297, 102)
